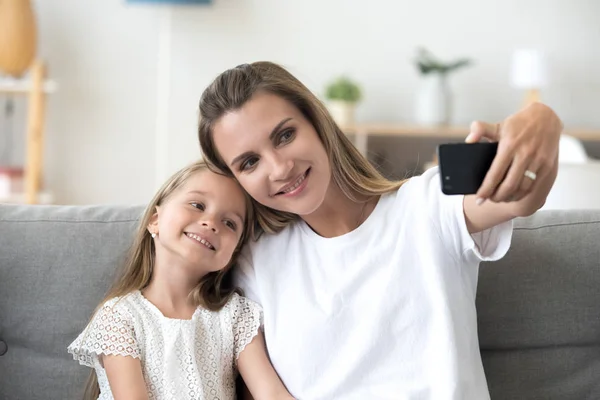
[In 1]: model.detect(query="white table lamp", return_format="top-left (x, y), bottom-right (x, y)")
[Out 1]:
top-left (510, 49), bottom-right (547, 108)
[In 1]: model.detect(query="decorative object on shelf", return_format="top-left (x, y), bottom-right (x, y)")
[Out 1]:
top-left (0, 0), bottom-right (37, 77)
top-left (0, 166), bottom-right (24, 199)
top-left (413, 47), bottom-right (472, 126)
top-left (324, 76), bottom-right (362, 127)
top-left (510, 49), bottom-right (547, 108)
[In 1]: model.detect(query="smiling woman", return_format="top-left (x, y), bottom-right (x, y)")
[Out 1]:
top-left (199, 63), bottom-right (404, 236)
top-left (212, 92), bottom-right (333, 219)
top-left (197, 61), bottom-right (562, 399)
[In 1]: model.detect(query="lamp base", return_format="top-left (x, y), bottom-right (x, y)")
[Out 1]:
top-left (522, 88), bottom-right (540, 108)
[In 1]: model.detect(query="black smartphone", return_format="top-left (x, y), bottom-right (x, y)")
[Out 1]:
top-left (437, 142), bottom-right (498, 195)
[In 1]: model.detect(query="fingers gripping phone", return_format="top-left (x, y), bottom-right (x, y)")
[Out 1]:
top-left (437, 142), bottom-right (498, 195)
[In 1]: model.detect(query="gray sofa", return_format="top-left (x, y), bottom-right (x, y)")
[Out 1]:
top-left (1, 204), bottom-right (599, 399)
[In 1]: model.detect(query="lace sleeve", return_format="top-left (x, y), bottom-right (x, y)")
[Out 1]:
top-left (67, 298), bottom-right (141, 368)
top-left (230, 294), bottom-right (263, 361)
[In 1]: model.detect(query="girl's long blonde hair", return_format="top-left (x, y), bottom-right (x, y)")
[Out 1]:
top-left (198, 61), bottom-right (407, 235)
top-left (82, 160), bottom-right (255, 399)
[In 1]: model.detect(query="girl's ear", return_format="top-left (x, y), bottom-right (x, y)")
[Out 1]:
top-left (147, 206), bottom-right (160, 234)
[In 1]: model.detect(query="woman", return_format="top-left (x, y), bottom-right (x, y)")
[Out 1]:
top-left (197, 62), bottom-right (561, 399)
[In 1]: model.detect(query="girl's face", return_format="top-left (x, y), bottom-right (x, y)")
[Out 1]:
top-left (149, 170), bottom-right (247, 275)
top-left (212, 91), bottom-right (331, 216)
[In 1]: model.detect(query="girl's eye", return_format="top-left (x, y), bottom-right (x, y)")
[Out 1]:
top-left (278, 128), bottom-right (295, 144)
top-left (191, 202), bottom-right (205, 211)
top-left (224, 220), bottom-right (237, 231)
top-left (240, 156), bottom-right (259, 171)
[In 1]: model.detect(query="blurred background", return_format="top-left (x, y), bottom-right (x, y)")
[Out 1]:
top-left (1, 0), bottom-right (599, 208)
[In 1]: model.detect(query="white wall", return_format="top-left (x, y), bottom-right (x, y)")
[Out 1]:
top-left (9, 0), bottom-right (600, 204)
top-left (32, 0), bottom-right (160, 204)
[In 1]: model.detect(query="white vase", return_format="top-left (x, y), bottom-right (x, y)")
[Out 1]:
top-left (415, 73), bottom-right (451, 125)
top-left (328, 100), bottom-right (356, 127)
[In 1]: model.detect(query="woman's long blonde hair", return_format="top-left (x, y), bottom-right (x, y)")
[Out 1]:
top-left (82, 160), bottom-right (255, 399)
top-left (198, 61), bottom-right (407, 235)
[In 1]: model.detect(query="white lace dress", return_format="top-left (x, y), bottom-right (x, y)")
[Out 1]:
top-left (67, 291), bottom-right (262, 400)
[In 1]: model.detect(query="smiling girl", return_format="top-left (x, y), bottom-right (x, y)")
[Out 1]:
top-left (68, 161), bottom-right (294, 400)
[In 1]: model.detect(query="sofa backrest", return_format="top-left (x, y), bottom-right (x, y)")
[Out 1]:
top-left (1, 205), bottom-right (599, 399)
top-left (0, 205), bottom-right (144, 400)
top-left (478, 209), bottom-right (600, 399)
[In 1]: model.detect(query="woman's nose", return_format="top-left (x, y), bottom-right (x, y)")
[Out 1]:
top-left (268, 153), bottom-right (293, 181)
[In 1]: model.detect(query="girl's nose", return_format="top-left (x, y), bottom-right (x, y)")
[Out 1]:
top-left (200, 219), bottom-right (217, 233)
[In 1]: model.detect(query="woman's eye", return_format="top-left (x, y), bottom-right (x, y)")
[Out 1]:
top-left (278, 128), bottom-right (295, 144)
top-left (240, 156), bottom-right (259, 171)
top-left (224, 220), bottom-right (237, 231)
top-left (191, 202), bottom-right (205, 211)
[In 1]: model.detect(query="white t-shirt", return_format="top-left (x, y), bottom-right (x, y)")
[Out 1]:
top-left (67, 291), bottom-right (261, 400)
top-left (234, 167), bottom-right (513, 400)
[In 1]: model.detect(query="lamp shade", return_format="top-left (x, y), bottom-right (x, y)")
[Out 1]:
top-left (510, 49), bottom-right (547, 88)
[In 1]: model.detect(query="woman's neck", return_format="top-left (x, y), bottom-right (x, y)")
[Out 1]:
top-left (141, 251), bottom-right (202, 319)
top-left (301, 181), bottom-right (379, 238)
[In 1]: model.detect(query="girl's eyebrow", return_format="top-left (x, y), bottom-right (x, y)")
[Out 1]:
top-left (230, 117), bottom-right (293, 167)
top-left (231, 211), bottom-right (245, 225)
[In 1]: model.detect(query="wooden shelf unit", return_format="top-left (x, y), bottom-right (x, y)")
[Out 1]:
top-left (0, 60), bottom-right (56, 204)
top-left (341, 123), bottom-right (600, 155)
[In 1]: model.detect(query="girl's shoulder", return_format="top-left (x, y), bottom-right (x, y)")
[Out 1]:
top-left (223, 292), bottom-right (262, 313)
top-left (92, 292), bottom-right (142, 323)
top-left (222, 293), bottom-right (263, 325)
top-left (99, 292), bottom-right (137, 310)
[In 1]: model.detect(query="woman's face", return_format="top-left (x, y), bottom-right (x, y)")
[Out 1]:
top-left (212, 92), bottom-right (331, 216)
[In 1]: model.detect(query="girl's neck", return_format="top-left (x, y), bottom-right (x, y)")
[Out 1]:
top-left (301, 181), bottom-right (379, 238)
top-left (141, 251), bottom-right (202, 319)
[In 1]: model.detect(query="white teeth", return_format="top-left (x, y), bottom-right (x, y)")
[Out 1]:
top-left (282, 173), bottom-right (306, 193)
top-left (186, 233), bottom-right (214, 250)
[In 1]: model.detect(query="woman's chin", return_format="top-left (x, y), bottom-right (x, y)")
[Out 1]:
top-left (273, 196), bottom-right (324, 217)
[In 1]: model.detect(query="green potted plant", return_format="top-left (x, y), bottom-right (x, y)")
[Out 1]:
top-left (324, 76), bottom-right (362, 126)
top-left (413, 47), bottom-right (472, 125)
top-left (414, 47), bottom-right (471, 76)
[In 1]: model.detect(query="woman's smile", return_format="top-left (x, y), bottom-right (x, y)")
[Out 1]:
top-left (273, 168), bottom-right (311, 197)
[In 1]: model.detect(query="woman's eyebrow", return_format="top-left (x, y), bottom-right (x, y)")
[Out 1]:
top-left (230, 117), bottom-right (293, 167)
top-left (268, 117), bottom-right (293, 141)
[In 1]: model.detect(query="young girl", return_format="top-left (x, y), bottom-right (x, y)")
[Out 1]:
top-left (67, 161), bottom-right (294, 400)
top-left (196, 62), bottom-right (561, 399)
